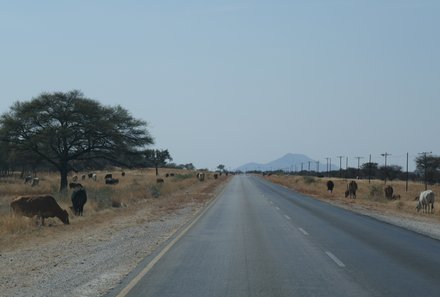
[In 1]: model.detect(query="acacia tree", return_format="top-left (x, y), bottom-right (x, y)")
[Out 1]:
top-left (0, 90), bottom-right (154, 191)
top-left (144, 149), bottom-right (173, 176)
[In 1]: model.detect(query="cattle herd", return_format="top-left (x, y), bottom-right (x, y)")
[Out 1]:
top-left (10, 172), bottom-right (436, 226)
top-left (10, 170), bottom-right (223, 226)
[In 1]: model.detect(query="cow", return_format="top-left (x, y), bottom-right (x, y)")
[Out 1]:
top-left (81, 174), bottom-right (86, 181)
top-left (31, 178), bottom-right (39, 187)
top-left (69, 182), bottom-right (83, 189)
top-left (24, 175), bottom-right (33, 184)
top-left (10, 195), bottom-right (69, 225)
top-left (88, 173), bottom-right (94, 179)
top-left (92, 173), bottom-right (97, 181)
top-left (384, 185), bottom-right (393, 199)
top-left (197, 172), bottom-right (205, 181)
top-left (326, 180), bottom-right (334, 193)
top-left (345, 181), bottom-right (358, 199)
top-left (72, 175), bottom-right (78, 182)
top-left (105, 178), bottom-right (119, 185)
top-left (213, 174), bottom-right (218, 179)
top-left (121, 171), bottom-right (126, 177)
top-left (416, 190), bottom-right (435, 213)
top-left (104, 173), bottom-right (112, 180)
top-left (71, 188), bottom-right (87, 216)
top-left (156, 178), bottom-right (164, 183)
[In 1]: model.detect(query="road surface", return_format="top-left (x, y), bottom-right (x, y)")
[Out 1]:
top-left (109, 175), bottom-right (440, 297)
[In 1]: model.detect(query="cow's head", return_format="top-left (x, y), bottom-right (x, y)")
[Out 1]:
top-left (61, 209), bottom-right (70, 224)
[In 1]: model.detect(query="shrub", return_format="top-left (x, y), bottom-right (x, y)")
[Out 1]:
top-left (303, 176), bottom-right (316, 184)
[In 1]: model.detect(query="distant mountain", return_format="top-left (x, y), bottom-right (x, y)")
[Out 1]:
top-left (235, 153), bottom-right (339, 172)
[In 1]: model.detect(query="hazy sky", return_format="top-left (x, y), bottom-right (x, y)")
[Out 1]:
top-left (1, 0), bottom-right (439, 170)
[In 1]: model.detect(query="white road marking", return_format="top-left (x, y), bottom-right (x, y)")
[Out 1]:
top-left (325, 251), bottom-right (346, 267)
top-left (275, 207), bottom-right (280, 211)
top-left (298, 228), bottom-right (309, 235)
top-left (284, 215), bottom-right (291, 220)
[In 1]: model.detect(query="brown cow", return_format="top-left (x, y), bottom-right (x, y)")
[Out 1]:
top-left (10, 195), bottom-right (69, 225)
top-left (384, 185), bottom-right (393, 199)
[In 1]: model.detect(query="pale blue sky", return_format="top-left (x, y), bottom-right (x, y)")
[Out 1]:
top-left (1, 0), bottom-right (439, 170)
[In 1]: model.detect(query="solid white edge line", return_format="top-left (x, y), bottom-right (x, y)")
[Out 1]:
top-left (275, 207), bottom-right (280, 210)
top-left (284, 215), bottom-right (291, 220)
top-left (325, 251), bottom-right (346, 267)
top-left (298, 227), bottom-right (309, 235)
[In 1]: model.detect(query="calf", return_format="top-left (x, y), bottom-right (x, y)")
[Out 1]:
top-left (416, 190), bottom-right (435, 213)
top-left (71, 188), bottom-right (87, 216)
top-left (10, 195), bottom-right (69, 225)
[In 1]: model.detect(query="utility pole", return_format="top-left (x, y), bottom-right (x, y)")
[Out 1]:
top-left (419, 151), bottom-right (432, 190)
top-left (368, 154), bottom-right (372, 184)
top-left (301, 162), bottom-right (304, 172)
top-left (316, 161), bottom-right (320, 175)
top-left (325, 158), bottom-right (330, 177)
top-left (337, 156), bottom-right (344, 178)
top-left (308, 161), bottom-right (311, 172)
top-left (354, 156), bottom-right (363, 178)
top-left (381, 152), bottom-right (391, 184)
top-left (406, 152), bottom-right (409, 192)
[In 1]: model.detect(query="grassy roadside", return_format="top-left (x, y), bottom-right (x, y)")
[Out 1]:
top-left (0, 169), bottom-right (230, 250)
top-left (264, 174), bottom-right (440, 221)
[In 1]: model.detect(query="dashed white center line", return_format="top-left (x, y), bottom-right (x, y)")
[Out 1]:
top-left (298, 228), bottom-right (309, 235)
top-left (284, 215), bottom-right (291, 220)
top-left (275, 207), bottom-right (280, 211)
top-left (325, 251), bottom-right (346, 267)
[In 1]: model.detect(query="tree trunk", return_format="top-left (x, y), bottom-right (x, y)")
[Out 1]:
top-left (59, 162), bottom-right (69, 193)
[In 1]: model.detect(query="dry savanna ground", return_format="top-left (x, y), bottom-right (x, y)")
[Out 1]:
top-left (0, 169), bottom-right (227, 251)
top-left (265, 174), bottom-right (440, 222)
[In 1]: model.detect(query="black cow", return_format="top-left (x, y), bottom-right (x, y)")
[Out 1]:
top-left (327, 180), bottom-right (334, 193)
top-left (71, 188), bottom-right (87, 216)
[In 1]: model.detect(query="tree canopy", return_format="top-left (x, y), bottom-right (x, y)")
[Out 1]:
top-left (0, 90), bottom-right (154, 191)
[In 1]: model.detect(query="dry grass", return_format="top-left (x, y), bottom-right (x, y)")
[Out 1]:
top-left (0, 168), bottom-right (228, 249)
top-left (265, 174), bottom-right (440, 221)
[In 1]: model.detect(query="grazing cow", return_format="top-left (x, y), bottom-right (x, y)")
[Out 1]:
top-left (24, 175), bottom-right (33, 184)
top-left (71, 188), bottom-right (87, 216)
top-left (165, 173), bottom-right (170, 178)
top-left (105, 178), bottom-right (119, 185)
top-left (156, 178), bottom-right (164, 183)
top-left (81, 174), bottom-right (86, 181)
top-left (121, 171), bottom-right (125, 177)
top-left (416, 190), bottom-right (435, 213)
top-left (384, 185), bottom-right (393, 199)
top-left (345, 181), bottom-right (358, 199)
top-left (327, 180), bottom-right (335, 193)
top-left (72, 175), bottom-right (78, 182)
top-left (170, 173), bottom-right (175, 177)
top-left (10, 195), bottom-right (69, 225)
top-left (88, 173), bottom-right (94, 179)
top-left (213, 174), bottom-right (218, 179)
top-left (31, 178), bottom-right (39, 187)
top-left (92, 173), bottom-right (97, 181)
top-left (197, 172), bottom-right (205, 181)
top-left (69, 182), bottom-right (83, 189)
top-left (104, 173), bottom-right (112, 179)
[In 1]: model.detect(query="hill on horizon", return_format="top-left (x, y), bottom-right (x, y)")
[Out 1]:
top-left (235, 153), bottom-right (339, 172)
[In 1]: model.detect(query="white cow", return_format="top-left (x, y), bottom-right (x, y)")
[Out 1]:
top-left (416, 190), bottom-right (435, 213)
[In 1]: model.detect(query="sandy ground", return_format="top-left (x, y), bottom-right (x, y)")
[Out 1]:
top-left (1, 175), bottom-right (439, 297)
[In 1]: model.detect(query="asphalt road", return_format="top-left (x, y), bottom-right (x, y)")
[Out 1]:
top-left (110, 175), bottom-right (440, 297)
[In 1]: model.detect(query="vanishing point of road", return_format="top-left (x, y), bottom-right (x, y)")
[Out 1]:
top-left (109, 175), bottom-right (440, 297)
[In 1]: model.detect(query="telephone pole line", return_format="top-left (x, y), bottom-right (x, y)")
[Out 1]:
top-left (381, 152), bottom-right (391, 184)
top-left (337, 156), bottom-right (344, 178)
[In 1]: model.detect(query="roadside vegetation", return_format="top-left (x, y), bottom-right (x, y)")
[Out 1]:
top-left (0, 169), bottom-right (228, 250)
top-left (264, 174), bottom-right (440, 220)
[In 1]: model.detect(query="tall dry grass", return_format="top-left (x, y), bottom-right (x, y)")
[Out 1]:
top-left (265, 174), bottom-right (440, 220)
top-left (0, 168), bottom-right (225, 241)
